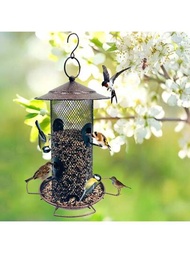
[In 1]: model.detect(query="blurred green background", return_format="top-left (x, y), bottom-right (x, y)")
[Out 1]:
top-left (1, 32), bottom-right (190, 221)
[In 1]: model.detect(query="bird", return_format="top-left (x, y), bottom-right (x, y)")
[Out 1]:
top-left (79, 174), bottom-right (101, 201)
top-left (35, 120), bottom-right (51, 153)
top-left (109, 176), bottom-right (131, 195)
top-left (102, 65), bottom-right (131, 103)
top-left (91, 131), bottom-right (111, 151)
top-left (25, 162), bottom-right (53, 183)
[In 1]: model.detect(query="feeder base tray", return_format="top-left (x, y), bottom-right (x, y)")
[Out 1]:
top-left (40, 178), bottom-right (105, 211)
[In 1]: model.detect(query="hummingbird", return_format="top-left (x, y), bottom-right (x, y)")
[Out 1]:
top-left (91, 131), bottom-right (111, 151)
top-left (79, 174), bottom-right (101, 201)
top-left (35, 120), bottom-right (51, 153)
top-left (109, 176), bottom-right (131, 195)
top-left (102, 65), bottom-right (131, 103)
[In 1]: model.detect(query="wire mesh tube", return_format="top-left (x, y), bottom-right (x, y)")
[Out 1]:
top-left (40, 100), bottom-right (105, 214)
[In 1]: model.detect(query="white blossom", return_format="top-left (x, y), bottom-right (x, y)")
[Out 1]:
top-left (134, 105), bottom-right (164, 143)
top-left (115, 32), bottom-right (174, 77)
top-left (178, 133), bottom-right (190, 159)
top-left (109, 135), bottom-right (126, 155)
top-left (162, 77), bottom-right (190, 107)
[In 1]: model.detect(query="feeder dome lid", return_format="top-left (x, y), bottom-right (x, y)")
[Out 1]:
top-left (36, 79), bottom-right (109, 100)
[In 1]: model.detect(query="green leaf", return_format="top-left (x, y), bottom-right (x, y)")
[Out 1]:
top-left (13, 94), bottom-right (30, 107)
top-left (30, 99), bottom-right (47, 108)
top-left (30, 125), bottom-right (38, 143)
top-left (90, 38), bottom-right (103, 49)
top-left (49, 39), bottom-right (57, 47)
top-left (25, 113), bottom-right (38, 119)
top-left (13, 94), bottom-right (49, 114)
top-left (106, 43), bottom-right (117, 52)
top-left (40, 117), bottom-right (51, 134)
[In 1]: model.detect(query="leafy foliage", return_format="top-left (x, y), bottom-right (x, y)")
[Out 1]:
top-left (13, 94), bottom-right (50, 142)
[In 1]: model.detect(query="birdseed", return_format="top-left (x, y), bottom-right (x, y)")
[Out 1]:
top-left (40, 128), bottom-right (105, 209)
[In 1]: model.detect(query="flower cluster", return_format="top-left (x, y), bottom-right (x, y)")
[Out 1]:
top-left (115, 32), bottom-right (174, 77)
top-left (109, 31), bottom-right (190, 157)
top-left (15, 31), bottom-right (190, 159)
top-left (162, 77), bottom-right (190, 107)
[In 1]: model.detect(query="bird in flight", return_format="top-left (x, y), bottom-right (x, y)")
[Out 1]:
top-left (101, 65), bottom-right (131, 103)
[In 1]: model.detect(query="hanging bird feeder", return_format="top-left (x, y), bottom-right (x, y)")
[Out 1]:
top-left (35, 33), bottom-right (109, 218)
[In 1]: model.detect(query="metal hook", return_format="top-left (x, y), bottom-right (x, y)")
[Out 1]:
top-left (67, 32), bottom-right (79, 58)
top-left (64, 32), bottom-right (81, 80)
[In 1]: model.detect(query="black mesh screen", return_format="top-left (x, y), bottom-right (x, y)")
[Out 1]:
top-left (50, 100), bottom-right (93, 202)
top-left (52, 100), bottom-right (92, 130)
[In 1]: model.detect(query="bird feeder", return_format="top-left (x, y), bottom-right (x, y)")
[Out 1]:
top-left (35, 33), bottom-right (109, 218)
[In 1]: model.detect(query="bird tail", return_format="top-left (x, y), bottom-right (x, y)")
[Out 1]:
top-left (79, 191), bottom-right (85, 201)
top-left (25, 177), bottom-right (33, 183)
top-left (35, 120), bottom-right (47, 142)
top-left (111, 89), bottom-right (117, 103)
top-left (104, 138), bottom-right (111, 151)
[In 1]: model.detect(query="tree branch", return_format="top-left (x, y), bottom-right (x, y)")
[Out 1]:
top-left (160, 64), bottom-right (171, 80)
top-left (94, 116), bottom-right (135, 121)
top-left (94, 116), bottom-right (188, 123)
top-left (154, 117), bottom-right (187, 123)
top-left (143, 74), bottom-right (164, 84)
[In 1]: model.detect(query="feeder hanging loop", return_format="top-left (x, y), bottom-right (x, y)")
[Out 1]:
top-left (64, 32), bottom-right (81, 81)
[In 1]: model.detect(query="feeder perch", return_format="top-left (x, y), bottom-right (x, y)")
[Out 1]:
top-left (35, 33), bottom-right (109, 218)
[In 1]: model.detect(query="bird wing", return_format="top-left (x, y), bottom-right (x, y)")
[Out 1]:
top-left (33, 164), bottom-right (50, 179)
top-left (35, 120), bottom-right (47, 150)
top-left (85, 178), bottom-right (99, 195)
top-left (85, 178), bottom-right (97, 192)
top-left (79, 178), bottom-right (98, 201)
top-left (117, 181), bottom-right (127, 187)
top-left (79, 190), bottom-right (86, 201)
top-left (102, 65), bottom-right (110, 82)
top-left (110, 66), bottom-right (131, 84)
top-left (116, 179), bottom-right (131, 189)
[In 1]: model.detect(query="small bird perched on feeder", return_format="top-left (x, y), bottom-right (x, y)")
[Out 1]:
top-left (91, 131), bottom-right (111, 151)
top-left (79, 174), bottom-right (102, 201)
top-left (25, 162), bottom-right (53, 194)
top-left (101, 65), bottom-right (131, 103)
top-left (35, 120), bottom-right (51, 153)
top-left (109, 176), bottom-right (131, 196)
